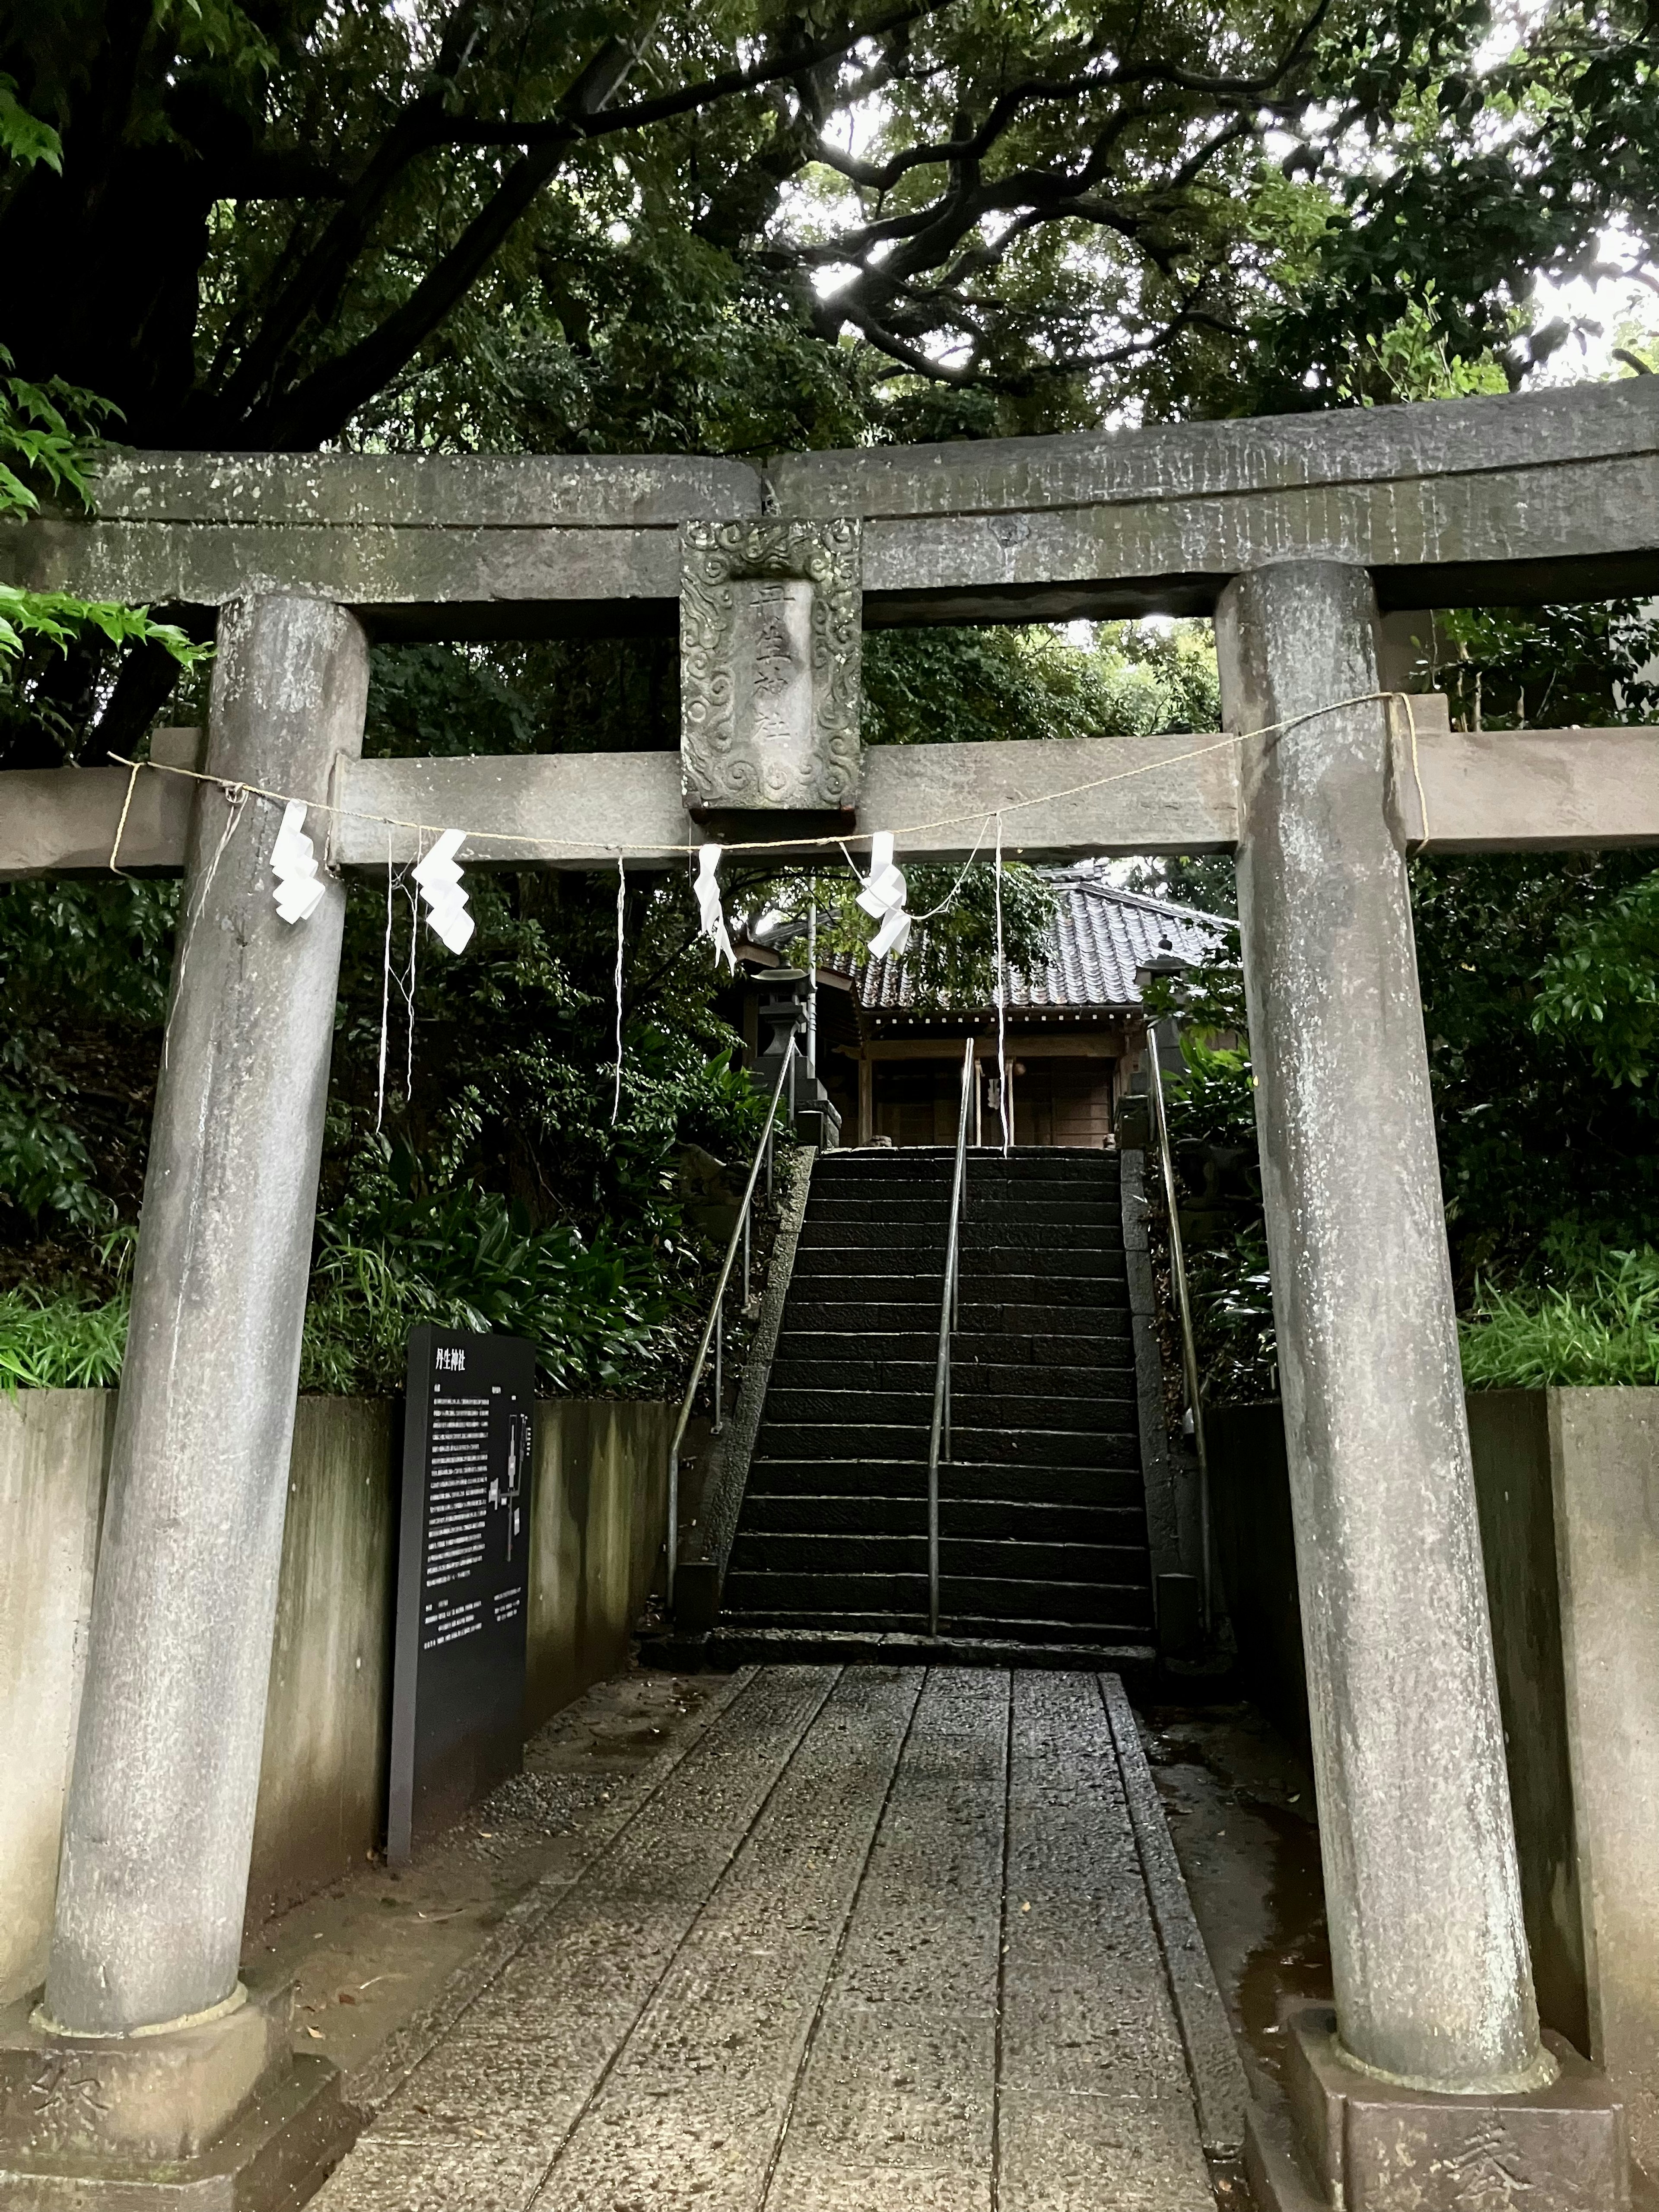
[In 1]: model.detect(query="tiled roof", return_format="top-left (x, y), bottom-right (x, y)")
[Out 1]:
top-left (838, 870), bottom-right (1231, 1014)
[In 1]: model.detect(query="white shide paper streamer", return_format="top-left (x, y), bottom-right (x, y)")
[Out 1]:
top-left (856, 830), bottom-right (911, 960)
top-left (412, 829), bottom-right (475, 953)
top-left (270, 801), bottom-right (326, 925)
top-left (612, 856), bottom-right (626, 1124)
top-left (695, 843), bottom-right (737, 971)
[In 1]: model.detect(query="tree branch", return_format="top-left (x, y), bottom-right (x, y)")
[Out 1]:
top-left (203, 0), bottom-right (498, 437)
top-left (215, 155), bottom-right (350, 200)
top-left (434, 3), bottom-right (950, 145)
top-left (233, 5), bottom-right (948, 448)
top-left (831, 298), bottom-right (976, 380)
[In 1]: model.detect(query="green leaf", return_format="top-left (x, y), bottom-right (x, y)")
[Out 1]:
top-left (0, 78), bottom-right (62, 175)
top-left (0, 580), bottom-right (210, 666)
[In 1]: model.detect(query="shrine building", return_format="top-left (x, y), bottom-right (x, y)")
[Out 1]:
top-left (737, 871), bottom-right (1228, 1147)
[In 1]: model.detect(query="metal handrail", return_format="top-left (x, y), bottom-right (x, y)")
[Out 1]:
top-left (1145, 1017), bottom-right (1213, 1633)
top-left (926, 1039), bottom-right (976, 1638)
top-left (666, 1035), bottom-right (797, 1608)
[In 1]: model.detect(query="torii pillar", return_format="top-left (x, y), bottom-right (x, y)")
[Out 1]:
top-left (1217, 560), bottom-right (1624, 2207)
top-left (0, 596), bottom-right (368, 2191)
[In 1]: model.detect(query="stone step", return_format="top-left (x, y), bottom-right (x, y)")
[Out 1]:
top-left (744, 1459), bottom-right (1149, 1509)
top-left (953, 1306), bottom-right (1135, 1341)
top-left (774, 1308), bottom-right (1134, 1347)
top-left (820, 1144), bottom-right (1117, 1162)
top-left (812, 1157), bottom-right (954, 1180)
top-left (807, 1195), bottom-right (1119, 1228)
top-left (813, 1156), bottom-right (1120, 1187)
top-left (772, 1332), bottom-right (940, 1367)
top-left (797, 1216), bottom-right (950, 1251)
top-left (727, 1530), bottom-right (1153, 1583)
top-left (951, 1356), bottom-right (1138, 1394)
top-left (966, 1161), bottom-right (1122, 1184)
top-left (761, 1387), bottom-right (1139, 1434)
top-left (701, 1624), bottom-right (1158, 1672)
top-left (719, 1568), bottom-right (1157, 1630)
top-left (777, 1302), bottom-right (949, 1336)
top-left (960, 1220), bottom-right (1125, 1253)
top-left (736, 1493), bottom-right (1147, 1544)
top-left (754, 1422), bottom-right (1140, 1468)
top-left (791, 1239), bottom-right (1132, 1274)
top-left (804, 1199), bottom-right (950, 1226)
top-left (956, 1255), bottom-right (1130, 1288)
top-left (767, 1356), bottom-right (1136, 1398)
top-left (712, 1138), bottom-right (1154, 1655)
top-left (789, 1255), bottom-right (1129, 1299)
top-left (785, 1265), bottom-right (939, 1300)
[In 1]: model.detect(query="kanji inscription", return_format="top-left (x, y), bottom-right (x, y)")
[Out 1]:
top-left (679, 517), bottom-right (862, 811)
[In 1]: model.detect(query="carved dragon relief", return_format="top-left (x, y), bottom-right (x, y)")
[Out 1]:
top-left (680, 518), bottom-right (863, 811)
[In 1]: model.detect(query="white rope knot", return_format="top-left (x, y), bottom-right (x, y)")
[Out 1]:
top-left (857, 830), bottom-right (912, 960)
top-left (695, 843), bottom-right (737, 971)
top-left (412, 829), bottom-right (475, 953)
top-left (271, 801), bottom-right (326, 925)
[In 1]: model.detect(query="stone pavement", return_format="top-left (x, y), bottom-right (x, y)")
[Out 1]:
top-left (314, 1665), bottom-right (1237, 2212)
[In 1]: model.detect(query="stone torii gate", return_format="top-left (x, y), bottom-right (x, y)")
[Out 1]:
top-left (4, 380), bottom-right (1659, 2208)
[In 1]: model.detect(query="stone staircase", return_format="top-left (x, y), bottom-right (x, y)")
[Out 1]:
top-left (711, 1145), bottom-right (1157, 1666)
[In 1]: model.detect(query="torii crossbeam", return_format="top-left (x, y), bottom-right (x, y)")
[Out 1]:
top-left (3, 381), bottom-right (1657, 2210)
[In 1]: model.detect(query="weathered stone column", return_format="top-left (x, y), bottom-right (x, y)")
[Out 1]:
top-left (45, 596), bottom-right (368, 2043)
top-left (1215, 559), bottom-right (1545, 2094)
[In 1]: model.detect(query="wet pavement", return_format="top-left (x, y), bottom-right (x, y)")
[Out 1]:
top-left (1139, 1702), bottom-right (1329, 2101)
top-left (311, 1666), bottom-right (1233, 2212)
top-left (247, 1670), bottom-right (736, 2094)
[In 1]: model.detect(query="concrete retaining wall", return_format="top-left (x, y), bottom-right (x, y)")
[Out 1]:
top-left (0, 1393), bottom-right (114, 2009)
top-left (1210, 1388), bottom-right (1659, 2172)
top-left (0, 1390), bottom-right (669, 2005)
top-left (247, 1398), bottom-right (399, 1926)
top-left (524, 1399), bottom-right (674, 1735)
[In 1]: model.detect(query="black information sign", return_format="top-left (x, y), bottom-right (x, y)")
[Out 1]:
top-left (388, 1324), bottom-right (536, 1864)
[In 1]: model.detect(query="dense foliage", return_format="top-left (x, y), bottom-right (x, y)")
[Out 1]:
top-left (0, 360), bottom-right (209, 760)
top-left (13, 0), bottom-right (1650, 455)
top-left (0, 826), bottom-right (782, 1394)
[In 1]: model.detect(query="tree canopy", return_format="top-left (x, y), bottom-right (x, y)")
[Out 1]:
top-left (5, 0), bottom-right (1656, 457)
top-left (1, 0), bottom-right (1656, 754)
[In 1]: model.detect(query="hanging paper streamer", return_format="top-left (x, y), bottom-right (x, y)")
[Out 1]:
top-left (694, 843), bottom-right (737, 972)
top-left (377, 832), bottom-right (394, 1132)
top-left (271, 801), bottom-right (326, 925)
top-left (412, 829), bottom-right (475, 953)
top-left (857, 830), bottom-right (911, 960)
top-left (612, 856), bottom-right (626, 1125)
top-left (994, 812), bottom-right (1011, 1157)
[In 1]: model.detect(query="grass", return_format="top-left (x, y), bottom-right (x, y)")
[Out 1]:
top-left (11, 1242), bottom-right (1659, 1400)
top-left (1459, 1248), bottom-right (1659, 1390)
top-left (0, 1286), bottom-right (129, 1392)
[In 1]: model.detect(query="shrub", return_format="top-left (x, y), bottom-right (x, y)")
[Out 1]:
top-left (1459, 1249), bottom-right (1659, 1390)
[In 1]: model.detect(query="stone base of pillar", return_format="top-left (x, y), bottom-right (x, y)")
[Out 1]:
top-left (0, 1984), bottom-right (360, 2208)
top-left (1247, 1999), bottom-right (1629, 2212)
